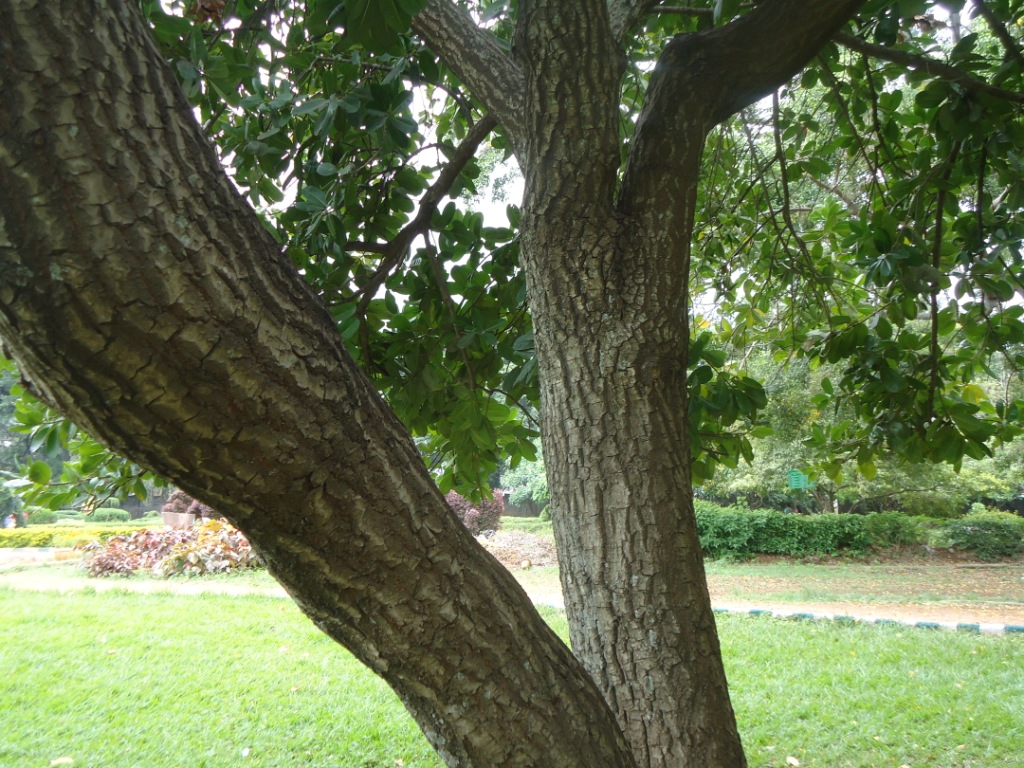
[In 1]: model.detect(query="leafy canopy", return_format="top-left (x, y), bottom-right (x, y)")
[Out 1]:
top-left (7, 0), bottom-right (1024, 504)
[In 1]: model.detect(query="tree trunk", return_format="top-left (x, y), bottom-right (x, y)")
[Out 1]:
top-left (0, 1), bottom-right (870, 766)
top-left (520, 185), bottom-right (746, 768)
top-left (0, 2), bottom-right (639, 766)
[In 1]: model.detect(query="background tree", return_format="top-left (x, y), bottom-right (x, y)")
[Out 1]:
top-left (702, 351), bottom-right (1024, 515)
top-left (3, 1), bottom-right (1024, 767)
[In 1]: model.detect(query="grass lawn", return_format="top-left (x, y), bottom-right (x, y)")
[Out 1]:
top-left (1, 587), bottom-right (1022, 767)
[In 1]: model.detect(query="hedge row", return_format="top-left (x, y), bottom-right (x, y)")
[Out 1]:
top-left (694, 501), bottom-right (1024, 561)
top-left (0, 526), bottom-right (141, 549)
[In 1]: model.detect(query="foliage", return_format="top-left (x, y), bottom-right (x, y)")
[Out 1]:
top-left (946, 510), bottom-right (1024, 561)
top-left (0, 483), bottom-right (22, 519)
top-left (25, 508), bottom-right (58, 525)
top-left (704, 352), bottom-right (1024, 516)
top-left (499, 452), bottom-right (548, 509)
top-left (153, 520), bottom-right (259, 576)
top-left (83, 520), bottom-right (258, 577)
top-left (0, 525), bottom-right (138, 548)
top-left (6, 0), bottom-right (1024, 523)
top-left (861, 512), bottom-right (926, 547)
top-left (90, 508), bottom-right (131, 523)
top-left (694, 500), bottom-right (872, 559)
top-left (695, 10), bottom-right (1024, 480)
top-left (2, 375), bottom-right (159, 510)
top-left (444, 490), bottom-right (503, 535)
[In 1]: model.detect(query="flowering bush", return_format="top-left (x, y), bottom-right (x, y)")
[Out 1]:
top-left (154, 519), bottom-right (258, 576)
top-left (84, 519), bottom-right (259, 577)
top-left (445, 490), bottom-right (504, 535)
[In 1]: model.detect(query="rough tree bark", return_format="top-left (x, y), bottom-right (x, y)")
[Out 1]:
top-left (0, 1), bottom-right (865, 767)
top-left (0, 2), bottom-right (636, 766)
top-left (421, 0), bottom-right (864, 764)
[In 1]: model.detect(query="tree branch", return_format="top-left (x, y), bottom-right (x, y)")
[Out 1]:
top-left (973, 0), bottom-right (1024, 69)
top-left (412, 0), bottom-right (525, 145)
top-left (835, 31), bottom-right (1024, 104)
top-left (620, 0), bottom-right (863, 216)
top-left (351, 113), bottom-right (498, 316)
top-left (657, 5), bottom-right (714, 16)
top-left (606, 0), bottom-right (662, 40)
top-left (691, 0), bottom-right (866, 125)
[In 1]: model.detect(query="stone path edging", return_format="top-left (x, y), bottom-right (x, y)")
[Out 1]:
top-left (710, 605), bottom-right (1024, 636)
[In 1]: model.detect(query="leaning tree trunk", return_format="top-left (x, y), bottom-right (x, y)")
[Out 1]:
top-left (0, 2), bottom-right (640, 766)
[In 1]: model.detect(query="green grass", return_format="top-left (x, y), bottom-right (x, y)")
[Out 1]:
top-left (1, 587), bottom-right (1021, 767)
top-left (500, 516), bottom-right (553, 536)
top-left (0, 589), bottom-right (443, 768)
top-left (511, 564), bottom-right (561, 596)
top-left (722, 613), bottom-right (1024, 767)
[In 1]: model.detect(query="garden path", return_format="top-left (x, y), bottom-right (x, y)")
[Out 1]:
top-left (2, 549), bottom-right (1023, 629)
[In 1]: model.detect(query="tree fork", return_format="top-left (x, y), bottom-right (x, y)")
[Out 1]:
top-left (0, 1), bottom-right (637, 765)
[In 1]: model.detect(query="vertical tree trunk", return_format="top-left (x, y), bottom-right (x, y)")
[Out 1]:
top-left (521, 210), bottom-right (746, 767)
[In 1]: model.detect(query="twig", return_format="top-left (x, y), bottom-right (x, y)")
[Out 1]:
top-left (835, 31), bottom-right (1024, 104)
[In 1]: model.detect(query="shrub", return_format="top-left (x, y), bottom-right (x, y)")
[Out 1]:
top-left (154, 519), bottom-right (258, 576)
top-left (946, 511), bottom-right (1024, 561)
top-left (693, 501), bottom-right (872, 559)
top-left (161, 489), bottom-right (192, 516)
top-left (186, 499), bottom-right (217, 519)
top-left (862, 513), bottom-right (926, 548)
top-left (90, 508), bottom-right (130, 522)
top-left (445, 491), bottom-right (504, 535)
top-left (26, 509), bottom-right (59, 525)
top-left (161, 489), bottom-right (218, 520)
top-left (83, 519), bottom-right (259, 577)
top-left (0, 525), bottom-right (138, 548)
top-left (897, 490), bottom-right (968, 518)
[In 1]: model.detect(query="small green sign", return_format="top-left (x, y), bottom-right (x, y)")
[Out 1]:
top-left (787, 470), bottom-right (808, 490)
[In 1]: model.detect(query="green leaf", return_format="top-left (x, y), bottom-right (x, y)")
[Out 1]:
top-left (28, 461), bottom-right (52, 485)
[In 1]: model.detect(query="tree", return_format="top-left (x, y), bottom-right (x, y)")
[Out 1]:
top-left (3, 1), bottom-right (1023, 766)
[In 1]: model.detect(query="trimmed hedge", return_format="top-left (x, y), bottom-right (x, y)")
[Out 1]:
top-left (694, 502), bottom-right (871, 558)
top-left (947, 511), bottom-right (1024, 561)
top-left (25, 509), bottom-right (60, 525)
top-left (694, 501), bottom-right (1024, 560)
top-left (0, 526), bottom-right (141, 549)
top-left (862, 512), bottom-right (926, 548)
top-left (90, 508), bottom-right (130, 523)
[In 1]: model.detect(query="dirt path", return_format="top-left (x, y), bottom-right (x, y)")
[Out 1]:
top-left (3, 551), bottom-right (1023, 628)
top-left (705, 564), bottom-right (1024, 627)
